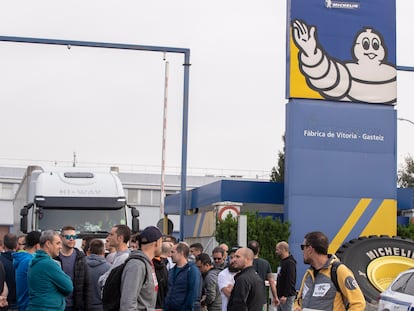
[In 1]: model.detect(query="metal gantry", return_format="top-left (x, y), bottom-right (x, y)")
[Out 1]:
top-left (0, 35), bottom-right (190, 241)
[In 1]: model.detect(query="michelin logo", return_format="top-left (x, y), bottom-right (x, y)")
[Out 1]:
top-left (325, 0), bottom-right (360, 9)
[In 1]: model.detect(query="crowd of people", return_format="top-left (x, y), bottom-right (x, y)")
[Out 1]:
top-left (0, 227), bottom-right (366, 311)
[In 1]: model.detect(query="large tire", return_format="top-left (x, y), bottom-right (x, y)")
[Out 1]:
top-left (335, 235), bottom-right (414, 303)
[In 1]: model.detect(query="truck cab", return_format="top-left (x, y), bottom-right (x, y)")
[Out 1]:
top-left (15, 166), bottom-right (139, 239)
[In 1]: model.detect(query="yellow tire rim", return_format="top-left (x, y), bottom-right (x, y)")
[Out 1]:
top-left (367, 256), bottom-right (414, 292)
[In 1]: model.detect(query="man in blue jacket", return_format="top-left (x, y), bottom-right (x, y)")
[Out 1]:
top-left (12, 231), bottom-right (41, 311)
top-left (28, 230), bottom-right (73, 311)
top-left (164, 242), bottom-right (202, 311)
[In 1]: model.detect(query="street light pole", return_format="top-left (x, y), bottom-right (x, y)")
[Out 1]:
top-left (398, 117), bottom-right (414, 126)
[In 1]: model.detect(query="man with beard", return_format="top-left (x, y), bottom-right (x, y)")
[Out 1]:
top-left (99, 224), bottom-right (131, 289)
top-left (164, 242), bottom-right (202, 311)
top-left (28, 230), bottom-right (73, 311)
top-left (120, 226), bottom-right (163, 310)
top-left (217, 247), bottom-right (240, 311)
top-left (56, 226), bottom-right (91, 311)
top-left (294, 231), bottom-right (365, 311)
top-left (275, 241), bottom-right (296, 311)
top-left (227, 248), bottom-right (264, 311)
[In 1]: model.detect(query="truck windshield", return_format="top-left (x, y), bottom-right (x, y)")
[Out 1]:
top-left (38, 208), bottom-right (126, 233)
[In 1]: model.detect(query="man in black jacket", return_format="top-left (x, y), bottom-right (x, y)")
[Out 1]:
top-left (152, 242), bottom-right (169, 309)
top-left (275, 241), bottom-right (296, 311)
top-left (0, 233), bottom-right (17, 310)
top-left (56, 226), bottom-right (91, 311)
top-left (227, 247), bottom-right (264, 311)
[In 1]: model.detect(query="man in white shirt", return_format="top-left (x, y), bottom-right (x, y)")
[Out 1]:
top-left (217, 246), bottom-right (240, 311)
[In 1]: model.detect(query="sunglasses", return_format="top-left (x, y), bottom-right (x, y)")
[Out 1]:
top-left (213, 257), bottom-right (223, 261)
top-left (64, 234), bottom-right (78, 240)
top-left (300, 244), bottom-right (310, 251)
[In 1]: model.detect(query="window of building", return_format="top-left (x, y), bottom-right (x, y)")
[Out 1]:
top-left (127, 189), bottom-right (139, 204)
top-left (140, 190), bottom-right (152, 205)
top-left (0, 183), bottom-right (15, 200)
top-left (153, 190), bottom-right (161, 205)
top-left (125, 188), bottom-right (163, 206)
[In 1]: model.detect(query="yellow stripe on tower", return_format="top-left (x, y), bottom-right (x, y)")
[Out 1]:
top-left (328, 198), bottom-right (372, 254)
top-left (199, 211), bottom-right (216, 237)
top-left (193, 213), bottom-right (203, 237)
top-left (361, 199), bottom-right (396, 237)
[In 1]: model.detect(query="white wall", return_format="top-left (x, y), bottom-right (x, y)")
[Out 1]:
top-left (0, 200), bottom-right (14, 226)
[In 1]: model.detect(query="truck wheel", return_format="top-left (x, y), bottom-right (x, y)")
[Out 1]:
top-left (335, 235), bottom-right (414, 303)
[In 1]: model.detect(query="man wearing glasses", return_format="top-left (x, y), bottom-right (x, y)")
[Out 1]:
top-left (56, 226), bottom-right (91, 311)
top-left (212, 247), bottom-right (226, 270)
top-left (294, 231), bottom-right (365, 311)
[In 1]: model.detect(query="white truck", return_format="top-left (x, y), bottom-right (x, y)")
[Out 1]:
top-left (13, 166), bottom-right (139, 240)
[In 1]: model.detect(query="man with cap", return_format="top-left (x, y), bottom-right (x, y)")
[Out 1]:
top-left (120, 226), bottom-right (163, 310)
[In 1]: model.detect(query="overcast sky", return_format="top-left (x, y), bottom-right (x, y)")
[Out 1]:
top-left (0, 1), bottom-right (412, 178)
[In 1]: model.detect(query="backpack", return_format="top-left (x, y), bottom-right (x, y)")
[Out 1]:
top-left (330, 261), bottom-right (342, 294)
top-left (102, 254), bottom-right (148, 311)
top-left (331, 261), bottom-right (349, 309)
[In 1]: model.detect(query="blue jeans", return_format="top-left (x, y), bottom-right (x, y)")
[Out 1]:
top-left (277, 296), bottom-right (295, 311)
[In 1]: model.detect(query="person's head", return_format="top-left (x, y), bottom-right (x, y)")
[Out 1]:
top-left (25, 231), bottom-right (41, 252)
top-left (196, 253), bottom-right (213, 275)
top-left (161, 241), bottom-right (174, 258)
top-left (219, 243), bottom-right (229, 259)
top-left (189, 243), bottom-right (203, 257)
top-left (60, 225), bottom-right (77, 251)
top-left (247, 240), bottom-right (260, 256)
top-left (108, 224), bottom-right (131, 251)
top-left (302, 231), bottom-right (329, 265)
top-left (88, 239), bottom-right (106, 256)
top-left (40, 230), bottom-right (62, 257)
top-left (129, 233), bottom-right (139, 250)
top-left (82, 236), bottom-right (94, 254)
top-left (171, 242), bottom-right (190, 266)
top-left (17, 234), bottom-right (26, 251)
top-left (275, 241), bottom-right (290, 259)
top-left (138, 226), bottom-right (163, 259)
top-left (4, 233), bottom-right (17, 251)
top-left (232, 247), bottom-right (254, 270)
top-left (228, 246), bottom-right (241, 273)
top-left (212, 246), bottom-right (225, 268)
top-left (163, 235), bottom-right (177, 244)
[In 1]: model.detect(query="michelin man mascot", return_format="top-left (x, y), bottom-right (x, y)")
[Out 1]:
top-left (292, 19), bottom-right (396, 104)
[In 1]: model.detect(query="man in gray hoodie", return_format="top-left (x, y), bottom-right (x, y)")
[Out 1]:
top-left (86, 239), bottom-right (111, 311)
top-left (120, 226), bottom-right (163, 310)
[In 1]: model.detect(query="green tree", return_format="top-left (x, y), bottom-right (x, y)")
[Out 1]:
top-left (398, 154), bottom-right (414, 188)
top-left (271, 135), bottom-right (285, 182)
top-left (215, 212), bottom-right (290, 270)
top-left (397, 223), bottom-right (414, 240)
top-left (215, 213), bottom-right (238, 247)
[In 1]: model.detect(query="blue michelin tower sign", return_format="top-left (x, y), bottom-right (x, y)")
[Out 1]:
top-left (284, 0), bottom-right (397, 285)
